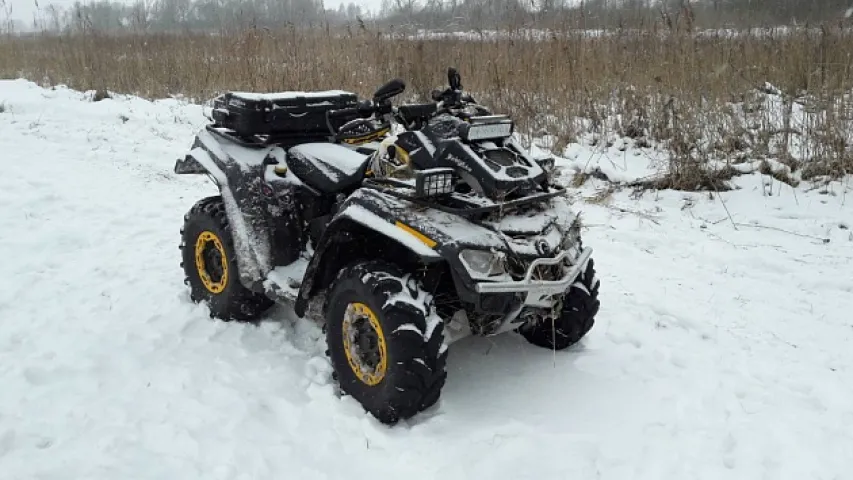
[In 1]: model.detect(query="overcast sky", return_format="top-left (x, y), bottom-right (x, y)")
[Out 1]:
top-left (7, 0), bottom-right (387, 21)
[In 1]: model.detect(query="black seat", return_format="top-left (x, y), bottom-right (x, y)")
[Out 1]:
top-left (286, 143), bottom-right (370, 194)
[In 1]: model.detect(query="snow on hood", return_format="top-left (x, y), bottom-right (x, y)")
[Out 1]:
top-left (354, 188), bottom-right (506, 250)
top-left (482, 195), bottom-right (578, 235)
top-left (350, 188), bottom-right (579, 257)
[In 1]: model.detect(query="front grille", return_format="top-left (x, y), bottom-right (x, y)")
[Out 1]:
top-left (507, 256), bottom-right (565, 281)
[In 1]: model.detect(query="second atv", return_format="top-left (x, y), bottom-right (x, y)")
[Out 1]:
top-left (174, 69), bottom-right (600, 425)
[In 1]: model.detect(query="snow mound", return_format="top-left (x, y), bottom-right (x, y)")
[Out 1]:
top-left (2, 79), bottom-right (853, 479)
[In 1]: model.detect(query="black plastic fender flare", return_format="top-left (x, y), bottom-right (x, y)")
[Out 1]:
top-left (293, 203), bottom-right (444, 317)
top-left (173, 136), bottom-right (271, 290)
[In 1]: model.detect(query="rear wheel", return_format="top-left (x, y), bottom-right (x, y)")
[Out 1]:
top-left (519, 257), bottom-right (600, 350)
top-left (324, 260), bottom-right (447, 425)
top-left (180, 196), bottom-right (274, 321)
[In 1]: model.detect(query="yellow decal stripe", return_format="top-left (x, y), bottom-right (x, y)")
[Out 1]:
top-left (342, 128), bottom-right (391, 145)
top-left (395, 221), bottom-right (437, 248)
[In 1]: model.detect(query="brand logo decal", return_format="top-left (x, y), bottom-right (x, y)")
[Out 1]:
top-left (446, 153), bottom-right (472, 172)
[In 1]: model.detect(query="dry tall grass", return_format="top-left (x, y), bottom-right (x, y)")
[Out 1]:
top-left (2, 23), bottom-right (852, 189)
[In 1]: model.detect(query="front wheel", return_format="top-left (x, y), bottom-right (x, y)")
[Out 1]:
top-left (519, 257), bottom-right (600, 350)
top-left (324, 260), bottom-right (448, 425)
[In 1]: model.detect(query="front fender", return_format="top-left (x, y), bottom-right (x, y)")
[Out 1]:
top-left (293, 203), bottom-right (443, 317)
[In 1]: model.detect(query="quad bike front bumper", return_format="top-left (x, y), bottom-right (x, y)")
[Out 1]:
top-left (444, 246), bottom-right (594, 342)
top-left (475, 246), bottom-right (593, 308)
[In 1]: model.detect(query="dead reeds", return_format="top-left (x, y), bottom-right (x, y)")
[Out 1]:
top-left (1, 21), bottom-right (851, 190)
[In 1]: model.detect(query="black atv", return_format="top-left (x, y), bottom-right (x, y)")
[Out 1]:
top-left (174, 69), bottom-right (600, 425)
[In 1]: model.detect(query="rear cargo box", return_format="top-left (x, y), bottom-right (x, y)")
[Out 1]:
top-left (211, 90), bottom-right (359, 137)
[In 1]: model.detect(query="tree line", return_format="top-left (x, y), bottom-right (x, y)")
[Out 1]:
top-left (22, 0), bottom-right (366, 32)
top-left (15, 0), bottom-right (853, 33)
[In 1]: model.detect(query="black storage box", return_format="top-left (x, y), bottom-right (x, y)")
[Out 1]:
top-left (211, 90), bottom-right (360, 137)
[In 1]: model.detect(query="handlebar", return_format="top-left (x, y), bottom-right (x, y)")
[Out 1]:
top-left (327, 100), bottom-right (375, 120)
top-left (327, 99), bottom-right (396, 120)
top-left (325, 86), bottom-right (485, 135)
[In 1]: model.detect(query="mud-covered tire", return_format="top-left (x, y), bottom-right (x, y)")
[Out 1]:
top-left (324, 260), bottom-right (448, 425)
top-left (180, 195), bottom-right (274, 321)
top-left (519, 257), bottom-right (600, 350)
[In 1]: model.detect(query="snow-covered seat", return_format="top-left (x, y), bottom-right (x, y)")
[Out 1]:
top-left (286, 143), bottom-right (370, 194)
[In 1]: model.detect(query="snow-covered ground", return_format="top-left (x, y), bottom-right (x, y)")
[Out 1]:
top-left (2, 79), bottom-right (853, 479)
top-left (392, 25), bottom-right (834, 42)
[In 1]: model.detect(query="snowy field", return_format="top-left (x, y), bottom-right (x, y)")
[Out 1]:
top-left (1, 79), bottom-right (853, 479)
top-left (391, 25), bottom-right (846, 42)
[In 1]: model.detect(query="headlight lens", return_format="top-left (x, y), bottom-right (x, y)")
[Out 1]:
top-left (459, 249), bottom-right (507, 279)
top-left (462, 116), bottom-right (514, 141)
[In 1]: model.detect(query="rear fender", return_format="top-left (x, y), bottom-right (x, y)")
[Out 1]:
top-left (174, 129), bottom-right (284, 290)
top-left (174, 152), bottom-right (213, 175)
top-left (293, 204), bottom-right (443, 317)
top-left (175, 145), bottom-right (227, 184)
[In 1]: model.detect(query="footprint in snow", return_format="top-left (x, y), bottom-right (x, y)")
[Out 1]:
top-left (0, 430), bottom-right (15, 457)
top-left (304, 356), bottom-right (332, 386)
top-left (722, 433), bottom-right (737, 469)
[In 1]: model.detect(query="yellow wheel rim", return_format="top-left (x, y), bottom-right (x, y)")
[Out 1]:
top-left (342, 302), bottom-right (387, 386)
top-left (194, 231), bottom-right (229, 294)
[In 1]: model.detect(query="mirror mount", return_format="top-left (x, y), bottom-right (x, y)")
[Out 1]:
top-left (448, 67), bottom-right (462, 91)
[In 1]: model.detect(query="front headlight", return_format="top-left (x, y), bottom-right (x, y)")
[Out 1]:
top-left (459, 249), bottom-right (507, 280)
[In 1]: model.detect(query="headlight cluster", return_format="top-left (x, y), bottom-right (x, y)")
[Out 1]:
top-left (459, 249), bottom-right (507, 280)
top-left (464, 122), bottom-right (513, 141)
top-left (462, 115), bottom-right (514, 141)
